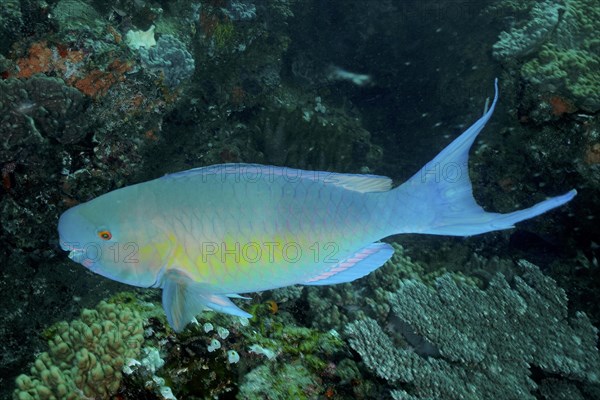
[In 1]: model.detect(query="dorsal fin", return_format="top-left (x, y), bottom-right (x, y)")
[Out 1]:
top-left (163, 163), bottom-right (392, 193)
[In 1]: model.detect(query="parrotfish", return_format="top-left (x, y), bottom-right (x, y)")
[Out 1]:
top-left (58, 80), bottom-right (576, 332)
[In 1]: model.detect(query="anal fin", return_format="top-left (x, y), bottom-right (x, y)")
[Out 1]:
top-left (302, 243), bottom-right (394, 285)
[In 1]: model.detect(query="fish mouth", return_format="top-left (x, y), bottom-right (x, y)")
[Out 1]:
top-left (59, 242), bottom-right (97, 271)
top-left (67, 248), bottom-right (84, 262)
top-left (58, 208), bottom-right (101, 272)
top-left (60, 239), bottom-right (75, 252)
top-left (59, 239), bottom-right (83, 259)
top-left (63, 246), bottom-right (86, 264)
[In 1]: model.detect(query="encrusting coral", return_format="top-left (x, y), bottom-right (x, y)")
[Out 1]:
top-left (14, 301), bottom-right (144, 400)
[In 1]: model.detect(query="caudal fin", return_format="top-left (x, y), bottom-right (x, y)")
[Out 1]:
top-left (397, 79), bottom-right (576, 236)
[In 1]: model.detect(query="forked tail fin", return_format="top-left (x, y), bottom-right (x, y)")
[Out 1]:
top-left (397, 79), bottom-right (576, 236)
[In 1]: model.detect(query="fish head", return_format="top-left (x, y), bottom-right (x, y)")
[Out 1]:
top-left (58, 188), bottom-right (164, 288)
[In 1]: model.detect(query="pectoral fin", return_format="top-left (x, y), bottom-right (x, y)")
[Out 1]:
top-left (162, 269), bottom-right (252, 332)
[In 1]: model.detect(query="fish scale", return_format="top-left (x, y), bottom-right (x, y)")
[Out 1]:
top-left (151, 168), bottom-right (385, 293)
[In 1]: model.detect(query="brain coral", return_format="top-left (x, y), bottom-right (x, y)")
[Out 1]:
top-left (14, 301), bottom-right (144, 400)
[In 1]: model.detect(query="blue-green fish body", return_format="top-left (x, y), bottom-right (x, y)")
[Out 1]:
top-left (59, 81), bottom-right (576, 331)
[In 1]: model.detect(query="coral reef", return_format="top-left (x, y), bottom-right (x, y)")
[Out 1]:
top-left (521, 44), bottom-right (600, 112)
top-left (233, 307), bottom-right (347, 399)
top-left (0, 75), bottom-right (91, 255)
top-left (492, 0), bottom-right (600, 112)
top-left (110, 299), bottom-right (349, 399)
top-left (306, 242), bottom-right (459, 332)
top-left (346, 260), bottom-right (600, 399)
top-left (0, 75), bottom-right (90, 146)
top-left (492, 0), bottom-right (563, 60)
top-left (0, 0), bottom-right (22, 54)
top-left (269, 284), bottom-right (304, 304)
top-left (15, 41), bottom-right (84, 80)
top-left (139, 34), bottom-right (195, 89)
top-left (257, 90), bottom-right (383, 170)
top-left (2, 0), bottom-right (595, 399)
top-left (14, 300), bottom-right (144, 400)
top-left (125, 25), bottom-right (157, 50)
top-left (224, 0), bottom-right (258, 21)
top-left (238, 363), bottom-right (322, 400)
top-left (51, 0), bottom-right (106, 38)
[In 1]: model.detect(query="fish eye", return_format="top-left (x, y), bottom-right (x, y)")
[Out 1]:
top-left (98, 230), bottom-right (112, 240)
